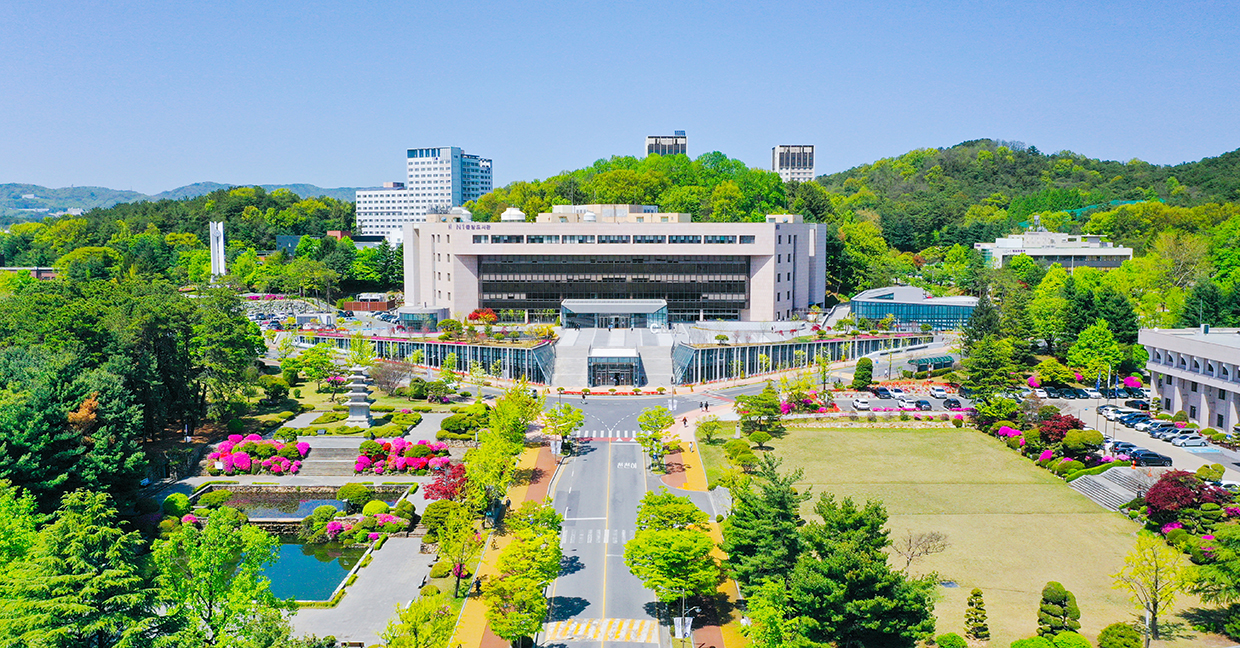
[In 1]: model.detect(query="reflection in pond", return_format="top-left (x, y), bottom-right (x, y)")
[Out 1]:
top-left (262, 537), bottom-right (365, 600)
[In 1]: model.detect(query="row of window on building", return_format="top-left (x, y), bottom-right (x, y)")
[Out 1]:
top-left (469, 234), bottom-right (758, 245)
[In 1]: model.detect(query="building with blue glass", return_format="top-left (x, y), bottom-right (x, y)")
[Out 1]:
top-left (849, 286), bottom-right (977, 330)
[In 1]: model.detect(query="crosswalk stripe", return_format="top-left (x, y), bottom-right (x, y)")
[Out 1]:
top-left (542, 618), bottom-right (659, 644)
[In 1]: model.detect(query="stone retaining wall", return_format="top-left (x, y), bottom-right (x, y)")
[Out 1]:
top-left (191, 484), bottom-right (414, 532)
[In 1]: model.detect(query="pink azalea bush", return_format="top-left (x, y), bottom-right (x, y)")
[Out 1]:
top-left (1124, 376), bottom-right (1143, 388)
top-left (208, 437), bottom-right (310, 476)
top-left (1038, 449), bottom-right (1054, 462)
top-left (354, 439), bottom-right (450, 475)
top-left (1227, 506), bottom-right (1240, 517)
top-left (1074, 371), bottom-right (1084, 381)
top-left (1027, 376), bottom-right (1040, 388)
top-left (181, 514), bottom-right (198, 525)
top-left (996, 426), bottom-right (1021, 438)
top-left (1162, 521), bottom-right (1184, 535)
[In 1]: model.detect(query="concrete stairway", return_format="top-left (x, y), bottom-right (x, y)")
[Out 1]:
top-left (551, 344), bottom-right (590, 388)
top-left (639, 346), bottom-right (675, 388)
top-left (297, 446), bottom-right (360, 476)
top-left (1069, 475), bottom-right (1131, 511)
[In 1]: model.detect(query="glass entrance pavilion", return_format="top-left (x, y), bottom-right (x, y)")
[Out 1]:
top-left (560, 299), bottom-right (669, 329)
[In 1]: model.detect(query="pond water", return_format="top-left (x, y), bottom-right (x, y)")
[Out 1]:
top-left (224, 495), bottom-right (398, 519)
top-left (263, 538), bottom-right (365, 601)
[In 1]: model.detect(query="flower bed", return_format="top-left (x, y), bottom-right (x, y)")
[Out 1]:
top-left (208, 434), bottom-right (310, 476)
top-left (354, 438), bottom-right (451, 475)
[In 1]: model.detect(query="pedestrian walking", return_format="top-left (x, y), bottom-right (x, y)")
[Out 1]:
top-left (682, 416), bottom-right (688, 428)
top-left (705, 401), bottom-right (710, 411)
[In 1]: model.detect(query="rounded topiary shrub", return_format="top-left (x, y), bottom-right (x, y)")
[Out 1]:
top-left (1052, 631), bottom-right (1092, 648)
top-left (336, 483), bottom-right (374, 512)
top-left (935, 633), bottom-right (966, 648)
top-left (1010, 638), bottom-right (1053, 648)
top-left (420, 584), bottom-right (440, 596)
top-left (362, 500), bottom-right (391, 516)
top-left (1097, 622), bottom-right (1141, 648)
top-left (430, 562), bottom-right (451, 578)
top-left (163, 493), bottom-right (190, 517)
top-left (198, 490), bottom-right (233, 509)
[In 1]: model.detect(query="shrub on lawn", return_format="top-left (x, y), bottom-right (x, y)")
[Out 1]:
top-left (1052, 631), bottom-right (1091, 648)
top-left (1010, 638), bottom-right (1053, 648)
top-left (1097, 623), bottom-right (1141, 648)
top-left (362, 500), bottom-right (390, 516)
top-left (162, 493), bottom-right (190, 517)
top-left (934, 633), bottom-right (966, 648)
top-left (420, 584), bottom-right (440, 596)
top-left (430, 562), bottom-right (451, 578)
top-left (337, 483), bottom-right (374, 512)
top-left (198, 490), bottom-right (233, 509)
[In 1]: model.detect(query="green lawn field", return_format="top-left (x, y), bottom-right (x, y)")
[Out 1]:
top-left (700, 424), bottom-right (1226, 647)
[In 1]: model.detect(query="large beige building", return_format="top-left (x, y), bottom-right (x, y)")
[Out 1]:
top-left (974, 231), bottom-right (1133, 269)
top-left (401, 206), bottom-right (828, 323)
top-left (1142, 326), bottom-right (1240, 434)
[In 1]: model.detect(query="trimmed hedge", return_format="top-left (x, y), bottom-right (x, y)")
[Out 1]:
top-left (1064, 461), bottom-right (1131, 482)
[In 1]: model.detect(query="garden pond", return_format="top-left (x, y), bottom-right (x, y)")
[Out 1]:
top-left (223, 492), bottom-right (397, 519)
top-left (263, 537), bottom-right (365, 601)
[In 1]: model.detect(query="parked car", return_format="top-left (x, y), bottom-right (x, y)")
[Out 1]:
top-left (1124, 399), bottom-right (1150, 411)
top-left (1125, 387), bottom-right (1146, 399)
top-left (1119, 415), bottom-right (1150, 428)
top-left (1097, 404), bottom-right (1119, 414)
top-left (1032, 388), bottom-right (1049, 399)
top-left (1152, 427), bottom-right (1184, 441)
top-left (1085, 389), bottom-right (1104, 399)
top-left (930, 386), bottom-right (948, 399)
top-left (873, 387), bottom-right (893, 399)
top-left (1073, 388), bottom-right (1091, 399)
top-left (1172, 435), bottom-right (1209, 447)
top-left (1110, 441), bottom-right (1140, 454)
top-left (915, 399), bottom-right (933, 411)
top-left (1141, 388), bottom-right (1153, 399)
top-left (852, 397), bottom-right (871, 411)
top-left (943, 398), bottom-right (962, 409)
top-left (897, 396), bottom-right (917, 409)
top-left (1047, 387), bottom-right (1064, 399)
top-left (889, 388), bottom-right (906, 399)
top-left (1130, 450), bottom-right (1173, 467)
top-left (1059, 388), bottom-right (1077, 400)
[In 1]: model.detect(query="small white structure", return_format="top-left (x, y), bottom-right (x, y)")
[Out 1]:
top-left (208, 221), bottom-right (226, 277)
top-left (345, 367), bottom-right (373, 428)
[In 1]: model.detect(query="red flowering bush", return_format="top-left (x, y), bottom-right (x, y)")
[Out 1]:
top-left (467, 308), bottom-right (497, 324)
top-left (1144, 470), bottom-right (1232, 524)
top-left (1039, 414), bottom-right (1085, 445)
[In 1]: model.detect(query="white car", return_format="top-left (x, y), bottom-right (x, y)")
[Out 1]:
top-left (1172, 435), bottom-right (1209, 447)
top-left (852, 397), bottom-right (871, 411)
top-left (1084, 388), bottom-right (1103, 399)
top-left (889, 388), bottom-right (906, 399)
top-left (930, 386), bottom-right (948, 399)
top-left (1105, 407), bottom-right (1140, 421)
top-left (897, 396), bottom-right (916, 409)
top-left (1033, 389), bottom-right (1048, 399)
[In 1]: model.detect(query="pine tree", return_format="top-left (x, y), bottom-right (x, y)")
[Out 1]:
top-left (851, 357), bottom-right (874, 391)
top-left (1180, 280), bottom-right (1224, 327)
top-left (1037, 581), bottom-right (1081, 636)
top-left (961, 334), bottom-right (1017, 402)
top-left (722, 454), bottom-right (810, 589)
top-left (962, 290), bottom-right (1001, 352)
top-left (965, 587), bottom-right (990, 640)
top-left (1061, 277), bottom-right (1098, 349)
top-left (999, 285), bottom-right (1037, 367)
top-left (1095, 286), bottom-right (1139, 345)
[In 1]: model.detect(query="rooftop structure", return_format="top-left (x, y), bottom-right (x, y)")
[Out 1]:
top-left (402, 206), bottom-right (827, 323)
top-left (974, 230), bottom-right (1132, 270)
top-left (646, 131), bottom-right (687, 157)
top-left (849, 286), bottom-right (978, 330)
top-left (1142, 326), bottom-right (1240, 434)
top-left (773, 145), bottom-right (815, 183)
top-left (355, 147), bottom-right (493, 239)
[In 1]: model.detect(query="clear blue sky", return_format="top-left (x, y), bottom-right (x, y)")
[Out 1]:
top-left (2, 0), bottom-right (1237, 194)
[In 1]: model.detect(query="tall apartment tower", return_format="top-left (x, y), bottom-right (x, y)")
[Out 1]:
top-left (355, 146), bottom-right (493, 239)
top-left (646, 131), bottom-right (687, 156)
top-left (773, 145), bottom-right (815, 183)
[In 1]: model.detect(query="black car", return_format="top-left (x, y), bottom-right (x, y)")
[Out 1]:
top-left (1119, 414), bottom-right (1150, 427)
top-left (1073, 388), bottom-right (1091, 399)
top-left (1060, 388), bottom-right (1077, 400)
top-left (915, 399), bottom-right (932, 411)
top-left (1124, 387), bottom-right (1146, 399)
top-left (1110, 441), bottom-right (1141, 454)
top-left (1124, 399), bottom-right (1150, 411)
top-left (873, 387), bottom-right (893, 399)
top-left (1130, 450), bottom-right (1173, 467)
top-left (1044, 387), bottom-right (1061, 399)
top-left (943, 398), bottom-right (962, 409)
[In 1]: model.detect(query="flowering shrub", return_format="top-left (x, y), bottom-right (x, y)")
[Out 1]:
top-left (1038, 449), bottom-right (1054, 462)
top-left (996, 426), bottom-right (1022, 438)
top-left (1227, 507), bottom-right (1240, 517)
top-left (1161, 521), bottom-right (1184, 535)
top-left (368, 532), bottom-right (381, 541)
top-left (1123, 376), bottom-right (1143, 388)
top-left (354, 438), bottom-right (450, 475)
top-left (181, 514), bottom-right (198, 526)
top-left (1073, 372), bottom-right (1084, 382)
top-left (208, 436), bottom-right (309, 476)
top-left (1027, 376), bottom-right (1040, 388)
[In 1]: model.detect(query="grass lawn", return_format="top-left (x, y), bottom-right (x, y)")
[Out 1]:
top-left (699, 424), bottom-right (1226, 647)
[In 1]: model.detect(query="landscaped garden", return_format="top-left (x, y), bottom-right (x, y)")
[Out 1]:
top-left (698, 422), bottom-right (1227, 646)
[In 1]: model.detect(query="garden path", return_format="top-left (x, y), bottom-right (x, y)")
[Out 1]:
top-left (293, 536), bottom-right (432, 645)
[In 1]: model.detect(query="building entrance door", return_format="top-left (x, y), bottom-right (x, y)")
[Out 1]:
top-left (591, 365), bottom-right (634, 387)
top-left (599, 315), bottom-right (630, 328)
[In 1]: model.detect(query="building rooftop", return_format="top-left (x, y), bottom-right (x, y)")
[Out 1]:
top-left (851, 286), bottom-right (978, 306)
top-left (1144, 327), bottom-right (1240, 350)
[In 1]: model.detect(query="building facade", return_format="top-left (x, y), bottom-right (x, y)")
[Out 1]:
top-left (849, 286), bottom-right (978, 330)
top-left (355, 147), bottom-right (493, 239)
top-left (1142, 327), bottom-right (1240, 434)
top-left (646, 131), bottom-right (687, 156)
top-left (772, 145), bottom-right (815, 183)
top-left (402, 208), bottom-right (827, 323)
top-left (974, 231), bottom-right (1132, 270)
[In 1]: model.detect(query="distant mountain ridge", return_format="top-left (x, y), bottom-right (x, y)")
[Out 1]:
top-left (1, 182), bottom-right (371, 223)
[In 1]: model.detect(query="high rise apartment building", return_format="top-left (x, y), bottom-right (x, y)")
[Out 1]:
top-left (355, 147), bottom-right (492, 239)
top-left (646, 131), bottom-right (687, 156)
top-left (773, 145), bottom-right (815, 183)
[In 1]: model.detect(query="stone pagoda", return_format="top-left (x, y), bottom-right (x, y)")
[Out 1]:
top-left (345, 366), bottom-right (372, 428)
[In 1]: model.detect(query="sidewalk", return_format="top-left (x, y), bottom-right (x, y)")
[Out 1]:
top-left (451, 444), bottom-right (556, 648)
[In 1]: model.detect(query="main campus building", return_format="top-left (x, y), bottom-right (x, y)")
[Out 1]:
top-left (401, 204), bottom-right (829, 324)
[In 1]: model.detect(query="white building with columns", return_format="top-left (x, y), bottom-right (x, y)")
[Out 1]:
top-left (1141, 326), bottom-right (1240, 434)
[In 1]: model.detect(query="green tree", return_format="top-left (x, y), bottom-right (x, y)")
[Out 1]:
top-left (438, 506), bottom-right (485, 597)
top-left (1097, 622), bottom-right (1142, 648)
top-left (962, 334), bottom-right (1018, 402)
top-left (296, 343), bottom-right (338, 395)
top-left (623, 528), bottom-right (721, 602)
top-left (962, 291), bottom-right (1000, 352)
top-left (742, 578), bottom-right (814, 648)
top-left (1030, 265), bottom-right (1070, 355)
top-left (440, 352), bottom-right (457, 384)
top-left (1036, 358), bottom-right (1075, 386)
top-left (851, 357), bottom-right (874, 390)
top-left (1095, 285), bottom-right (1140, 345)
top-left (381, 592), bottom-right (455, 648)
top-left (635, 487), bottom-right (709, 532)
top-left (347, 331), bottom-right (376, 368)
top-left (1037, 581), bottom-right (1081, 637)
top-left (193, 288), bottom-right (264, 418)
top-left (484, 524), bottom-right (561, 647)
top-left (154, 506), bottom-right (294, 646)
top-left (1112, 533), bottom-right (1195, 641)
top-left (965, 587), bottom-right (990, 641)
top-left (697, 415), bottom-right (721, 443)
top-left (722, 454), bottom-right (809, 588)
top-left (1061, 277), bottom-right (1099, 348)
top-left (736, 382), bottom-right (785, 436)
top-left (636, 406), bottom-right (675, 462)
top-left (1067, 319), bottom-right (1125, 378)
top-left (0, 491), bottom-right (164, 647)
top-left (0, 481), bottom-right (37, 570)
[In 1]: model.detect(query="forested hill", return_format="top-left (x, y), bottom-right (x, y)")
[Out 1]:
top-left (814, 140), bottom-right (1240, 251)
top-left (1, 182), bottom-right (370, 224)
